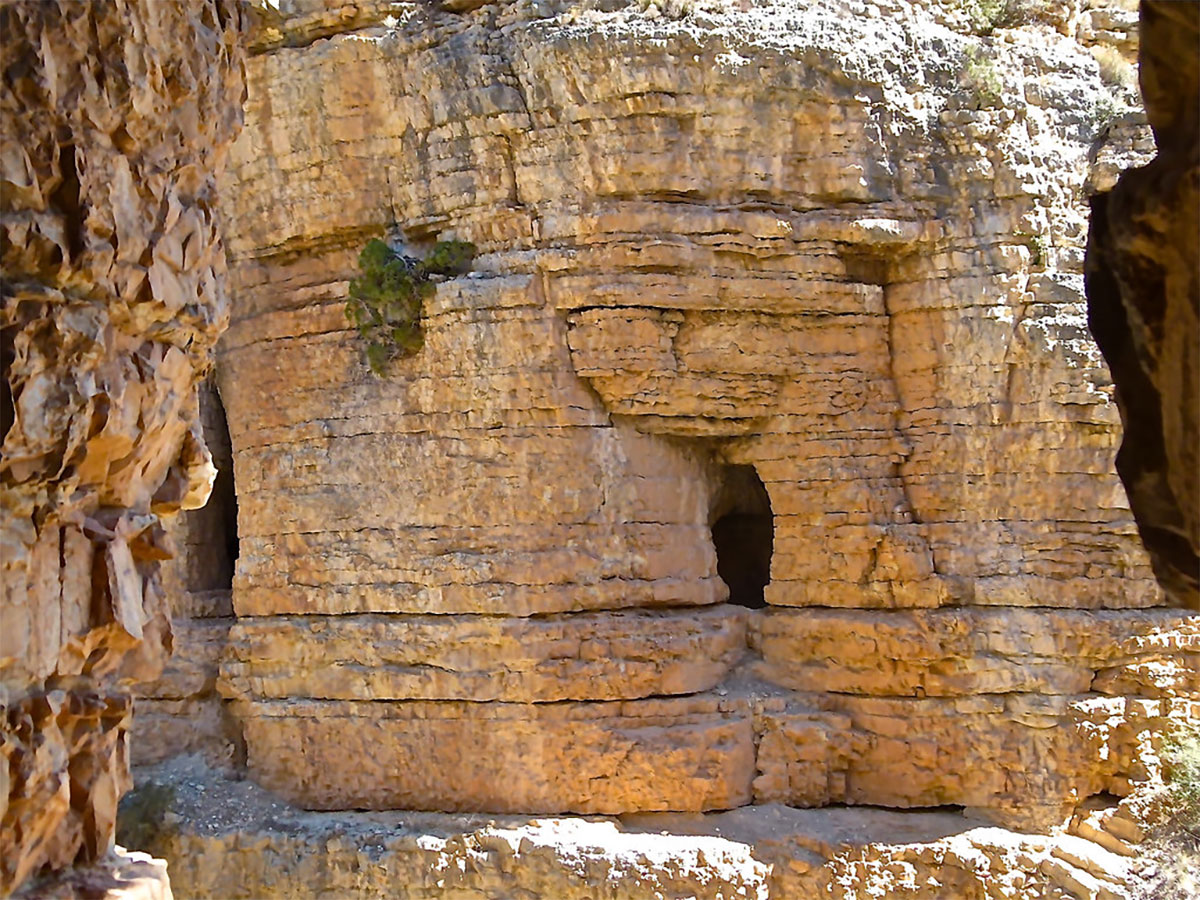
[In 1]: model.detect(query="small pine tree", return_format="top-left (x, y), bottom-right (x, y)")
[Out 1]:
top-left (344, 238), bottom-right (476, 375)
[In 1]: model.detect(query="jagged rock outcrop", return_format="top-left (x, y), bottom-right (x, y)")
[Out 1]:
top-left (1086, 0), bottom-right (1199, 609)
top-left (12, 847), bottom-right (171, 900)
top-left (0, 1), bottom-right (245, 892)
top-left (191, 0), bottom-right (1199, 832)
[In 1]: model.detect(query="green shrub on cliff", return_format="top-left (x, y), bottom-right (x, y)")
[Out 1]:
top-left (116, 781), bottom-right (176, 852)
top-left (963, 0), bottom-right (1043, 35)
top-left (344, 237), bottom-right (476, 375)
top-left (1162, 722), bottom-right (1200, 838)
top-left (960, 48), bottom-right (1004, 108)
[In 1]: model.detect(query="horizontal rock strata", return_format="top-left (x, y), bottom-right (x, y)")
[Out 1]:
top-left (172, 0), bottom-right (1199, 831)
top-left (132, 758), bottom-right (1168, 899)
top-left (235, 694), bottom-right (754, 813)
top-left (220, 605), bottom-right (747, 702)
top-left (756, 607), bottom-right (1199, 696)
top-left (229, 680), bottom-right (1197, 822)
top-left (755, 691), bottom-right (1200, 825)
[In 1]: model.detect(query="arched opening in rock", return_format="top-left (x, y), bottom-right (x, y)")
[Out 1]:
top-left (710, 464), bottom-right (773, 609)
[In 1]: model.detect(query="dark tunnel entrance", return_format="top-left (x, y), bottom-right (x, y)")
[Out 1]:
top-left (191, 380), bottom-right (239, 592)
top-left (710, 464), bottom-right (774, 609)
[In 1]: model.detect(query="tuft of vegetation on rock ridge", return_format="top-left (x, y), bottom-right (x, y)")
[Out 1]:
top-left (116, 781), bottom-right (177, 853)
top-left (344, 237), bottom-right (476, 375)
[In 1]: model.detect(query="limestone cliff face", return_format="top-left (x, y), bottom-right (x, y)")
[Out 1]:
top-left (0, 1), bottom-right (245, 891)
top-left (1086, 0), bottom-right (1199, 609)
top-left (147, 0), bottom-right (1197, 836)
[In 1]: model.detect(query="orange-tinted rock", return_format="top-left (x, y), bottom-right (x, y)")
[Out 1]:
top-left (0, 1), bottom-right (245, 891)
top-left (236, 695), bottom-right (754, 814)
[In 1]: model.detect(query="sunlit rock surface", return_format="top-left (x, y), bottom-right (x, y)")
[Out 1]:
top-left (131, 0), bottom-right (1197, 896)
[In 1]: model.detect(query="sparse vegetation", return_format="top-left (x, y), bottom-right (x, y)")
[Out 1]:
top-left (637, 0), bottom-right (704, 20)
top-left (1092, 45), bottom-right (1136, 91)
top-left (1021, 232), bottom-right (1048, 267)
top-left (962, 0), bottom-right (1044, 35)
top-left (960, 47), bottom-right (1004, 108)
top-left (116, 781), bottom-right (177, 852)
top-left (344, 237), bottom-right (475, 375)
top-left (1136, 722), bottom-right (1200, 898)
top-left (1161, 722), bottom-right (1200, 838)
top-left (1087, 90), bottom-right (1122, 135)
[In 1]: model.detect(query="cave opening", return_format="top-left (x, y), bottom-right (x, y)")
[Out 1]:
top-left (710, 464), bottom-right (774, 609)
top-left (196, 381), bottom-right (239, 591)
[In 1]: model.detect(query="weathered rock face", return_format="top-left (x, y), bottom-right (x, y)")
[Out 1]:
top-left (134, 381), bottom-right (243, 769)
top-left (1086, 0), bottom-right (1199, 609)
top-left (0, 1), bottom-right (245, 892)
top-left (126, 756), bottom-right (1182, 900)
top-left (190, 0), bottom-right (1199, 830)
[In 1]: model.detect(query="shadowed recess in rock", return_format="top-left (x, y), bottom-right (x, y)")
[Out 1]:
top-left (710, 465), bottom-right (773, 610)
top-left (209, 386), bottom-right (240, 586)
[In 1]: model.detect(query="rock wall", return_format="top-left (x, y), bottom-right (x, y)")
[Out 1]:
top-left (123, 0), bottom-right (1199, 859)
top-left (0, 1), bottom-right (245, 892)
top-left (187, 0), bottom-right (1200, 831)
top-left (134, 381), bottom-right (243, 769)
top-left (1086, 0), bottom-right (1199, 609)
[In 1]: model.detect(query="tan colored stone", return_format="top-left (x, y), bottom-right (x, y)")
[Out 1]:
top-left (0, 0), bottom-right (245, 891)
top-left (130, 698), bottom-right (241, 768)
top-left (13, 847), bottom-right (173, 900)
top-left (201, 0), bottom-right (1181, 837)
top-left (133, 758), bottom-right (1173, 900)
top-left (236, 695), bottom-right (754, 814)
top-left (220, 605), bottom-right (746, 702)
top-left (137, 620), bottom-right (230, 701)
top-left (754, 693), bottom-right (1200, 827)
top-left (756, 608), bottom-right (1199, 697)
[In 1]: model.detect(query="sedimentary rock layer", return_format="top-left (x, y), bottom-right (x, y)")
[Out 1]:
top-left (0, 1), bottom-right (245, 891)
top-left (754, 691), bottom-right (1200, 826)
top-left (198, 0), bottom-right (1193, 824)
top-left (229, 679), bottom-right (1197, 822)
top-left (134, 757), bottom-right (1165, 900)
top-left (220, 605), bottom-right (747, 702)
top-left (756, 607), bottom-right (1199, 696)
top-left (236, 694), bottom-right (754, 813)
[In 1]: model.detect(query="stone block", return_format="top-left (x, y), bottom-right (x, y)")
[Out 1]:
top-left (220, 606), bottom-right (747, 702)
top-left (235, 696), bottom-right (754, 814)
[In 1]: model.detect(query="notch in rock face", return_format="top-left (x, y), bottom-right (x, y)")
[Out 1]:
top-left (710, 463), bottom-right (774, 610)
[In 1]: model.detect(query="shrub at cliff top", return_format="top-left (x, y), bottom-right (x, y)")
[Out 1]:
top-left (344, 238), bottom-right (476, 375)
top-left (963, 0), bottom-right (1044, 35)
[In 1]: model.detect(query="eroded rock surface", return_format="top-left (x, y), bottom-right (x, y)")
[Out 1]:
top-left (178, 0), bottom-right (1200, 832)
top-left (0, 1), bottom-right (245, 892)
top-left (128, 756), bottom-right (1179, 900)
top-left (1086, 0), bottom-right (1200, 609)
